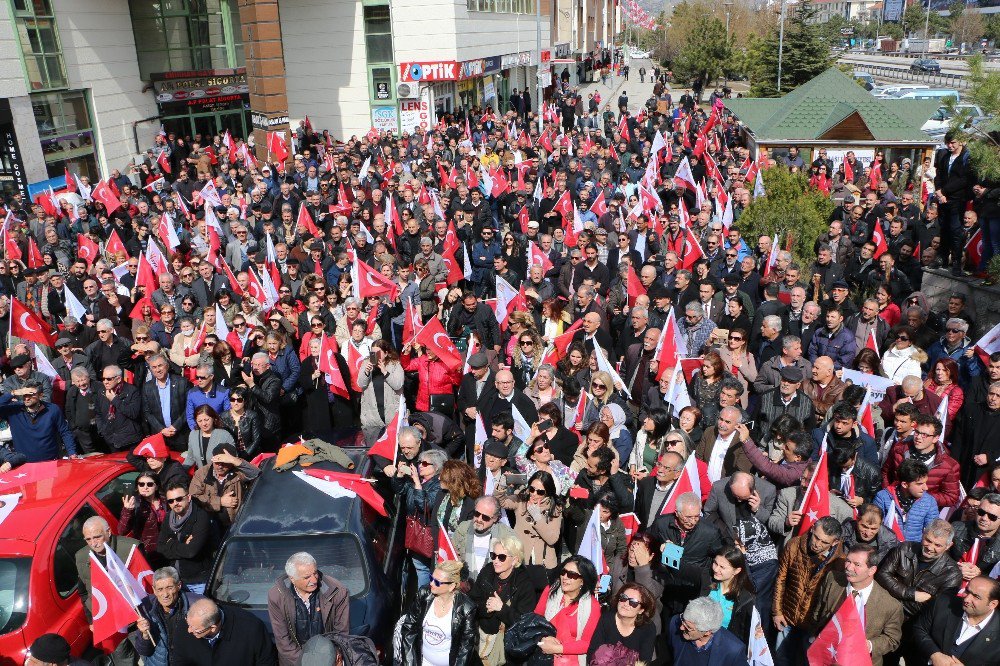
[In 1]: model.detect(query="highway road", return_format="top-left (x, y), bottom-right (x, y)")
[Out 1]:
top-left (838, 52), bottom-right (1000, 74)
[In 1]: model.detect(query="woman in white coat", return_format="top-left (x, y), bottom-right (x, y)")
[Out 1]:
top-left (881, 325), bottom-right (926, 383)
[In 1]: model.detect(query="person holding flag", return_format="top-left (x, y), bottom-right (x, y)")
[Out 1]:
top-left (75, 516), bottom-right (142, 665)
top-left (130, 566), bottom-right (205, 666)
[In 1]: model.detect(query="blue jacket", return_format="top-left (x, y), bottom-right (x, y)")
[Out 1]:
top-left (269, 346), bottom-right (302, 396)
top-left (130, 589), bottom-right (204, 666)
top-left (873, 487), bottom-right (938, 542)
top-left (469, 240), bottom-right (501, 284)
top-left (924, 336), bottom-right (981, 388)
top-left (185, 384), bottom-right (231, 430)
top-left (807, 324), bottom-right (857, 369)
top-left (667, 615), bottom-right (747, 666)
top-left (0, 393), bottom-right (77, 461)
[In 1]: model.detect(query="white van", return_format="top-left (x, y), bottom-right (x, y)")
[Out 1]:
top-left (896, 89), bottom-right (960, 101)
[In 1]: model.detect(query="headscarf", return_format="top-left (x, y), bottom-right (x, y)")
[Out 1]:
top-left (604, 403), bottom-right (627, 440)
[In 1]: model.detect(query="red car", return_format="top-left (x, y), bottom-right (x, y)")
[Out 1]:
top-left (0, 458), bottom-right (146, 664)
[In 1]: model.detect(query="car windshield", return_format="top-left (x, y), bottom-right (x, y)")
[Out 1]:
top-left (0, 558), bottom-right (29, 636)
top-left (210, 535), bottom-right (368, 608)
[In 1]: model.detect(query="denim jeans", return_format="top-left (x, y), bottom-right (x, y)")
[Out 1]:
top-left (774, 625), bottom-right (809, 666)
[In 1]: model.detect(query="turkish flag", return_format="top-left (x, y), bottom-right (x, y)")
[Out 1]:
top-left (302, 468), bottom-right (388, 517)
top-left (267, 131), bottom-right (290, 163)
top-left (414, 315), bottom-right (463, 371)
top-left (859, 400), bottom-right (875, 439)
top-left (4, 229), bottom-right (22, 261)
top-left (91, 180), bottom-right (121, 216)
top-left (865, 329), bottom-right (879, 355)
top-left (798, 445), bottom-right (831, 536)
top-left (679, 227), bottom-right (705, 270)
top-left (966, 228), bottom-right (984, 269)
top-left (626, 265), bottom-right (646, 306)
top-left (368, 393), bottom-right (406, 460)
top-left (346, 341), bottom-right (365, 393)
top-left (548, 319), bottom-right (584, 362)
top-left (654, 310), bottom-right (681, 381)
top-left (0, 461), bottom-right (58, 488)
top-left (807, 595), bottom-right (872, 666)
top-left (436, 521), bottom-right (460, 564)
top-left (490, 168), bottom-right (510, 198)
top-left (10, 297), bottom-right (55, 346)
top-left (318, 334), bottom-right (350, 399)
top-left (77, 233), bottom-right (100, 265)
top-left (65, 167), bottom-right (78, 193)
top-left (843, 158), bottom-right (855, 183)
top-left (357, 259), bottom-right (398, 300)
top-left (297, 205), bottom-right (320, 237)
top-left (125, 544), bottom-right (155, 594)
top-left (89, 553), bottom-right (139, 644)
top-left (26, 237), bottom-right (44, 269)
top-left (872, 222), bottom-right (888, 259)
top-left (134, 253), bottom-right (158, 296)
top-left (869, 160), bottom-right (881, 188)
top-left (658, 453), bottom-right (702, 518)
top-left (540, 131), bottom-right (553, 153)
top-left (518, 205), bottom-right (530, 234)
top-left (528, 241), bottom-right (554, 273)
top-left (157, 150), bottom-right (171, 175)
top-left (590, 191), bottom-right (608, 217)
top-left (402, 299), bottom-right (423, 347)
top-left (554, 190), bottom-right (573, 218)
top-left (441, 247), bottom-right (464, 286)
top-left (105, 230), bottom-right (128, 259)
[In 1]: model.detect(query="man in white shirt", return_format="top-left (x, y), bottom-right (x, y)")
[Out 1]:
top-left (699, 406), bottom-right (742, 484)
top-left (912, 575), bottom-right (1000, 665)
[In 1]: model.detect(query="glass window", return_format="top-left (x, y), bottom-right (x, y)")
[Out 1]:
top-left (0, 559), bottom-right (30, 635)
top-left (14, 14), bottom-right (66, 91)
top-left (95, 471), bottom-right (141, 519)
top-left (363, 6), bottom-right (394, 65)
top-left (54, 504), bottom-right (98, 598)
top-left (128, 0), bottom-right (242, 79)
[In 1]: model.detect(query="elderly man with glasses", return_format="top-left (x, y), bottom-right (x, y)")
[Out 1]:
top-left (86, 318), bottom-right (135, 376)
top-left (450, 496), bottom-right (516, 582)
top-left (94, 364), bottom-right (143, 452)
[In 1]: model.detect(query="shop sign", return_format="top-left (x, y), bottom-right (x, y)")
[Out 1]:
top-left (375, 81), bottom-right (392, 100)
top-left (460, 59), bottom-right (485, 80)
top-left (0, 127), bottom-right (27, 198)
top-left (554, 43), bottom-right (571, 58)
top-left (483, 56), bottom-right (502, 75)
top-left (251, 113), bottom-right (290, 131)
top-left (398, 61), bottom-right (458, 82)
top-left (540, 49), bottom-right (552, 64)
top-left (399, 99), bottom-right (432, 132)
top-left (500, 51), bottom-right (533, 69)
top-left (153, 69), bottom-right (249, 103)
top-left (371, 106), bottom-right (398, 133)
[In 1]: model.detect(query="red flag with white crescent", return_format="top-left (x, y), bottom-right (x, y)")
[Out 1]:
top-left (797, 445), bottom-right (831, 535)
top-left (414, 316), bottom-right (463, 371)
top-left (10, 297), bottom-right (56, 346)
top-left (318, 334), bottom-right (350, 399)
top-left (89, 553), bottom-right (139, 644)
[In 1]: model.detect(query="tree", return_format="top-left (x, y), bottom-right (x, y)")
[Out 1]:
top-left (672, 14), bottom-right (731, 92)
top-left (737, 167), bottom-right (835, 267)
top-left (747, 0), bottom-right (831, 97)
top-left (902, 4), bottom-right (948, 38)
top-left (953, 56), bottom-right (1000, 182)
top-left (950, 10), bottom-right (985, 48)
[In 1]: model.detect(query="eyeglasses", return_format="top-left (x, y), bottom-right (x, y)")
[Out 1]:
top-left (729, 336), bottom-right (743, 342)
top-left (196, 374), bottom-right (211, 380)
top-left (417, 460), bottom-right (433, 467)
top-left (560, 569), bottom-right (583, 581)
top-left (312, 323), bottom-right (324, 328)
top-left (592, 383), bottom-right (606, 390)
top-left (532, 443), bottom-right (549, 454)
top-left (137, 481), bottom-right (156, 488)
top-left (231, 397), bottom-right (244, 403)
top-left (977, 508), bottom-right (1000, 521)
top-left (431, 576), bottom-right (455, 587)
top-left (617, 594), bottom-right (642, 608)
top-left (489, 551), bottom-right (508, 562)
top-left (234, 322), bottom-right (246, 328)
top-left (102, 376), bottom-right (118, 382)
top-left (571, 256), bottom-right (581, 261)
top-left (166, 495), bottom-right (188, 505)
top-left (474, 511), bottom-right (497, 521)
top-left (726, 253), bottom-right (737, 258)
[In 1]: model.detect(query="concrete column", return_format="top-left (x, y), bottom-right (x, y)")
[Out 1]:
top-left (238, 0), bottom-right (291, 165)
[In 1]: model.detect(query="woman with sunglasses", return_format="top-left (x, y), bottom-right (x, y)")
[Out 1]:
top-left (469, 536), bottom-right (536, 664)
top-left (706, 545), bottom-right (756, 645)
top-left (496, 470), bottom-right (564, 573)
top-left (511, 330), bottom-right (544, 392)
top-left (397, 559), bottom-right (478, 666)
top-left (628, 407), bottom-right (672, 479)
top-left (211, 340), bottom-right (243, 388)
top-left (580, 370), bottom-right (627, 432)
top-left (515, 432), bottom-right (577, 496)
top-left (881, 325), bottom-right (925, 382)
top-left (534, 555), bottom-right (601, 665)
top-left (504, 311), bottom-right (537, 366)
top-left (117, 472), bottom-right (167, 567)
top-left (401, 449), bottom-right (446, 587)
top-left (358, 339), bottom-right (404, 445)
top-left (220, 386), bottom-right (261, 458)
top-left (586, 581), bottom-right (657, 664)
top-left (718, 328), bottom-right (757, 410)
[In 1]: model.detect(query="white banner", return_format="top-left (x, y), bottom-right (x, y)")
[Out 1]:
top-left (841, 368), bottom-right (896, 404)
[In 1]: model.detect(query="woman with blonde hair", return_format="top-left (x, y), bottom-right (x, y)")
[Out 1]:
top-left (505, 311), bottom-right (537, 361)
top-left (580, 370), bottom-right (628, 431)
top-left (397, 558), bottom-right (478, 665)
top-left (468, 534), bottom-right (537, 666)
top-left (511, 329), bottom-right (544, 392)
top-left (525, 363), bottom-right (564, 410)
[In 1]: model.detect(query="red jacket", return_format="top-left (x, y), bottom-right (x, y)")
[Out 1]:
top-left (882, 440), bottom-right (961, 509)
top-left (401, 353), bottom-right (460, 411)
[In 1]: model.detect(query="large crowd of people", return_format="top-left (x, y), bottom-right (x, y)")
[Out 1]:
top-left (8, 55), bottom-right (1000, 666)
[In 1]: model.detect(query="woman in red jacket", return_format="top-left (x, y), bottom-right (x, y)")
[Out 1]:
top-left (534, 555), bottom-right (602, 666)
top-left (401, 341), bottom-right (461, 413)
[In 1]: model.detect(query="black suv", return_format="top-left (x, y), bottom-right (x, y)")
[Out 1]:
top-left (910, 58), bottom-right (942, 73)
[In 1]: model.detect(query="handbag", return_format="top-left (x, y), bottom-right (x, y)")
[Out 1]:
top-left (404, 505), bottom-right (434, 559)
top-left (429, 393), bottom-right (455, 416)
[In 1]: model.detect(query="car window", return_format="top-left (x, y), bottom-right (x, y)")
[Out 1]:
top-left (54, 504), bottom-right (98, 598)
top-left (211, 534), bottom-right (369, 608)
top-left (0, 558), bottom-right (29, 634)
top-left (95, 471), bottom-right (141, 519)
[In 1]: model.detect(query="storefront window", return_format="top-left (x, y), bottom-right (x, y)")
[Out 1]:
top-left (467, 0), bottom-right (535, 14)
top-left (11, 0), bottom-right (67, 91)
top-left (129, 0), bottom-right (245, 80)
top-left (30, 90), bottom-right (98, 176)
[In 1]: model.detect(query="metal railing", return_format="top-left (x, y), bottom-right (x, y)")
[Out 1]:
top-left (850, 63), bottom-right (970, 91)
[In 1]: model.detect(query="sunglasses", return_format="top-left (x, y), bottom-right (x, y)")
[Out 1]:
top-left (417, 460), bottom-right (433, 467)
top-left (528, 486), bottom-right (547, 496)
top-left (592, 383), bottom-right (606, 390)
top-left (474, 511), bottom-right (497, 521)
top-left (231, 397), bottom-right (244, 403)
top-left (520, 340), bottom-right (534, 346)
top-left (947, 328), bottom-right (963, 334)
top-left (134, 336), bottom-right (148, 342)
top-left (896, 336), bottom-right (909, 342)
top-left (560, 569), bottom-right (583, 581)
top-left (166, 495), bottom-right (188, 505)
top-left (533, 444), bottom-right (550, 454)
top-left (312, 323), bottom-right (324, 328)
top-left (137, 481), bottom-right (156, 488)
top-left (431, 576), bottom-right (454, 587)
top-left (729, 336), bottom-right (743, 342)
top-left (978, 508), bottom-right (1000, 521)
top-left (196, 375), bottom-right (211, 380)
top-left (101, 376), bottom-right (118, 382)
top-left (488, 551), bottom-right (508, 562)
top-left (617, 594), bottom-right (642, 608)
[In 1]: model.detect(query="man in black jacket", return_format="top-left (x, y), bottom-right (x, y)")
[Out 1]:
top-left (158, 481), bottom-right (219, 595)
top-left (447, 292), bottom-right (501, 352)
top-left (243, 352), bottom-right (282, 450)
top-left (912, 575), bottom-right (1000, 665)
top-left (95, 365), bottom-right (143, 452)
top-left (172, 598), bottom-right (275, 666)
top-left (934, 131), bottom-right (973, 274)
top-left (649, 492), bottom-right (723, 616)
top-left (142, 353), bottom-right (191, 452)
top-left (875, 519), bottom-right (962, 666)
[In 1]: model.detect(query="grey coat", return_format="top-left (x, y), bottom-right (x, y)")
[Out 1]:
top-left (768, 483), bottom-right (853, 546)
top-left (703, 476), bottom-right (777, 539)
top-left (357, 361), bottom-right (404, 439)
top-left (184, 428), bottom-right (237, 469)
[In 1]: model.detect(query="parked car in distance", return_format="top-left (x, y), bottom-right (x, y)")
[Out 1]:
top-left (852, 71), bottom-right (876, 90)
top-left (896, 88), bottom-right (960, 101)
top-left (910, 58), bottom-right (942, 73)
top-left (922, 104), bottom-right (986, 134)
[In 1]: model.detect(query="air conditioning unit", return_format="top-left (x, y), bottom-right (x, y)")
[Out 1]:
top-left (397, 82), bottom-right (418, 99)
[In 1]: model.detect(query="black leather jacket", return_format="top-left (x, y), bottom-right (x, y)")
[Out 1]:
top-left (875, 541), bottom-right (962, 619)
top-left (220, 409), bottom-right (262, 458)
top-left (398, 586), bottom-right (478, 666)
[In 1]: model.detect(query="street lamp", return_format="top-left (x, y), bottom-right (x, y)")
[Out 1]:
top-left (922, 0), bottom-right (931, 58)
top-left (724, 1), bottom-right (733, 89)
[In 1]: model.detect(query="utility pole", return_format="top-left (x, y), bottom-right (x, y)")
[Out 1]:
top-left (724, 1), bottom-right (733, 89)
top-left (922, 0), bottom-right (931, 57)
top-left (778, 0), bottom-right (787, 92)
top-left (536, 0), bottom-right (543, 133)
